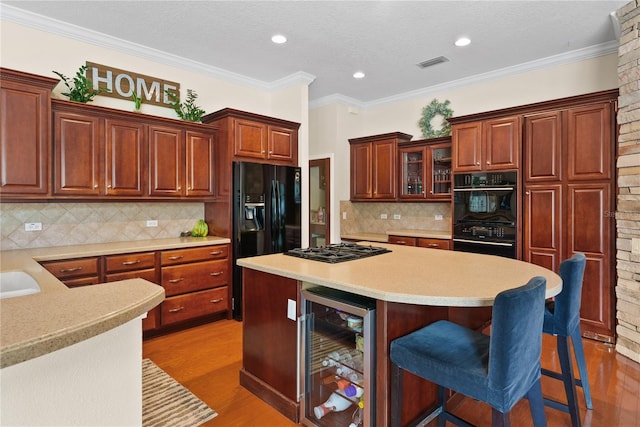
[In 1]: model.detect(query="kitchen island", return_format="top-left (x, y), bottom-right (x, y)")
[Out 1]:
top-left (237, 242), bottom-right (562, 426)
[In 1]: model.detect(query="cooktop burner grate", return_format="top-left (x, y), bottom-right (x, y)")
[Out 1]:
top-left (285, 243), bottom-right (391, 263)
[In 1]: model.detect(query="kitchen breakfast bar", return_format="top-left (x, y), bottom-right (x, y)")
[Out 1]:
top-left (237, 242), bottom-right (562, 426)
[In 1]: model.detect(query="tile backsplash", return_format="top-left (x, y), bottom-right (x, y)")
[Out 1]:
top-left (340, 200), bottom-right (451, 235)
top-left (0, 202), bottom-right (205, 251)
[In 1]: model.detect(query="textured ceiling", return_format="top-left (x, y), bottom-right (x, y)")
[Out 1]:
top-left (2, 1), bottom-right (627, 104)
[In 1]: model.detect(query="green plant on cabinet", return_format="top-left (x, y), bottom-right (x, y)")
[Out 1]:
top-left (52, 65), bottom-right (110, 103)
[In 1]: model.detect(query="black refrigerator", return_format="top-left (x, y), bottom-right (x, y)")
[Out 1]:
top-left (232, 161), bottom-right (302, 319)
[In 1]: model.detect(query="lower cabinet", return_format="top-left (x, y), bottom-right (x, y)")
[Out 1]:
top-left (388, 235), bottom-right (451, 250)
top-left (39, 243), bottom-right (231, 335)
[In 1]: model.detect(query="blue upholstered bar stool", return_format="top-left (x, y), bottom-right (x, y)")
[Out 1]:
top-left (390, 277), bottom-right (548, 427)
top-left (541, 252), bottom-right (591, 427)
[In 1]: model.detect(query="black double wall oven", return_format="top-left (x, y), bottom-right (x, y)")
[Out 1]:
top-left (452, 171), bottom-right (518, 259)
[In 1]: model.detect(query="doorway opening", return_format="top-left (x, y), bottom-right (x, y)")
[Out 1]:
top-left (309, 158), bottom-right (330, 248)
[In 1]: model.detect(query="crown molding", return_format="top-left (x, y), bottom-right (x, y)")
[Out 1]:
top-left (2, 4), bottom-right (618, 110)
top-left (0, 4), bottom-right (312, 94)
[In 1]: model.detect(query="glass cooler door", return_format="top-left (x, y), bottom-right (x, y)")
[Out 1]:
top-left (301, 287), bottom-right (376, 427)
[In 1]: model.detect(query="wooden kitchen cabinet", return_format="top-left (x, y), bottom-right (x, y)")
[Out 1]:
top-left (41, 257), bottom-right (101, 288)
top-left (388, 235), bottom-right (417, 246)
top-left (349, 132), bottom-right (412, 201)
top-left (233, 119), bottom-right (297, 163)
top-left (148, 125), bottom-right (215, 198)
top-left (451, 115), bottom-right (520, 172)
top-left (0, 68), bottom-right (57, 197)
top-left (160, 244), bottom-right (231, 325)
top-left (104, 251), bottom-right (159, 331)
top-left (388, 235), bottom-right (451, 250)
top-left (240, 268), bottom-right (301, 422)
top-left (523, 97), bottom-right (616, 341)
top-left (398, 137), bottom-right (451, 200)
top-left (53, 101), bottom-right (146, 197)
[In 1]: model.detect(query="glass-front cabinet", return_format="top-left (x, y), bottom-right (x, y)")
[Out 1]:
top-left (301, 287), bottom-right (376, 427)
top-left (399, 136), bottom-right (452, 200)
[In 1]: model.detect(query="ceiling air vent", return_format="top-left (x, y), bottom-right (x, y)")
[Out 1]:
top-left (416, 56), bottom-right (449, 69)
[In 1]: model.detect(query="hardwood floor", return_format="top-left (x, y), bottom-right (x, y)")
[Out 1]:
top-left (143, 319), bottom-right (640, 427)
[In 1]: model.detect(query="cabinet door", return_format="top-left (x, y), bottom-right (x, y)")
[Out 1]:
top-left (104, 118), bottom-right (146, 196)
top-left (567, 183), bottom-right (614, 339)
top-left (567, 103), bottom-right (613, 181)
top-left (0, 79), bottom-right (50, 195)
top-left (484, 116), bottom-right (520, 170)
top-left (372, 139), bottom-right (397, 199)
top-left (350, 143), bottom-right (372, 199)
top-left (388, 235), bottom-right (417, 246)
top-left (524, 111), bottom-right (562, 183)
top-left (428, 143), bottom-right (452, 199)
top-left (54, 111), bottom-right (102, 196)
top-left (523, 184), bottom-right (563, 273)
top-left (399, 147), bottom-right (426, 199)
top-left (234, 119), bottom-right (266, 159)
top-left (186, 130), bottom-right (215, 197)
top-left (149, 125), bottom-right (184, 197)
top-left (417, 238), bottom-right (451, 250)
top-left (452, 121), bottom-right (482, 172)
top-left (268, 125), bottom-right (297, 163)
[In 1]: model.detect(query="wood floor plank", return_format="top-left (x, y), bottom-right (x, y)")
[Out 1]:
top-left (143, 320), bottom-right (640, 427)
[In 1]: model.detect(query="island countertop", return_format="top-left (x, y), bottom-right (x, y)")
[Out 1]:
top-left (237, 242), bottom-right (562, 306)
top-left (0, 236), bottom-right (230, 368)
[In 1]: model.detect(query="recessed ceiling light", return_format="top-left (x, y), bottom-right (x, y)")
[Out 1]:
top-left (455, 37), bottom-right (471, 47)
top-left (353, 71), bottom-right (365, 79)
top-left (271, 34), bottom-right (287, 44)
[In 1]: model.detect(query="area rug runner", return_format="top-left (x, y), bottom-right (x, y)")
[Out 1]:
top-left (142, 358), bottom-right (218, 427)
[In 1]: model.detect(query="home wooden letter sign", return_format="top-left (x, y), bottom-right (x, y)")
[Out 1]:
top-left (86, 61), bottom-right (180, 108)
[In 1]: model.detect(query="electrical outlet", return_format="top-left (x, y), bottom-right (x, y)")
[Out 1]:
top-left (342, 212), bottom-right (347, 220)
top-left (380, 213), bottom-right (388, 220)
top-left (393, 214), bottom-right (401, 220)
top-left (435, 214), bottom-right (443, 221)
top-left (24, 222), bottom-right (42, 231)
top-left (146, 220), bottom-right (158, 227)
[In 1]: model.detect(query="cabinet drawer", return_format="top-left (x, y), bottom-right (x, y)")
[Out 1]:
top-left (161, 287), bottom-right (228, 325)
top-left (161, 245), bottom-right (229, 266)
top-left (63, 276), bottom-right (100, 288)
top-left (417, 238), bottom-right (451, 250)
top-left (388, 235), bottom-right (417, 246)
top-left (105, 252), bottom-right (156, 273)
top-left (161, 259), bottom-right (228, 296)
top-left (42, 257), bottom-right (100, 280)
top-left (105, 268), bottom-right (158, 284)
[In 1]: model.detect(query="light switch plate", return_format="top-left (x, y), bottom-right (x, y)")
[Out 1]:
top-left (146, 220), bottom-right (158, 227)
top-left (380, 213), bottom-right (388, 219)
top-left (435, 214), bottom-right (443, 221)
top-left (287, 299), bottom-right (296, 321)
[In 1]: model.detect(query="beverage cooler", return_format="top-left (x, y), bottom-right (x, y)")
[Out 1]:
top-left (301, 287), bottom-right (376, 427)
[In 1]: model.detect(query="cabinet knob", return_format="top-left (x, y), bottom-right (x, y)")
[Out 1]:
top-left (269, 151), bottom-right (273, 154)
top-left (107, 184), bottom-right (112, 189)
top-left (486, 161), bottom-right (491, 165)
top-left (526, 191), bottom-right (530, 195)
top-left (177, 186), bottom-right (181, 190)
top-left (93, 184), bottom-right (98, 189)
top-left (476, 162), bottom-right (480, 166)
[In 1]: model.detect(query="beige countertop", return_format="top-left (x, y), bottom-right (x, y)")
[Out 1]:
top-left (0, 236), bottom-right (230, 368)
top-left (341, 230), bottom-right (452, 243)
top-left (237, 242), bottom-right (561, 307)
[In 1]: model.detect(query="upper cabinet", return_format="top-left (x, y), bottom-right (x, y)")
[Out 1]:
top-left (398, 137), bottom-right (452, 201)
top-left (349, 132), bottom-right (412, 201)
top-left (202, 108), bottom-right (300, 199)
top-left (51, 99), bottom-right (216, 200)
top-left (451, 116), bottom-right (520, 172)
top-left (0, 68), bottom-right (58, 197)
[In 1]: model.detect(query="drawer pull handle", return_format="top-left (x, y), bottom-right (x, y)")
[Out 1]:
top-left (209, 251), bottom-right (223, 256)
top-left (122, 260), bottom-right (141, 265)
top-left (168, 278), bottom-right (184, 283)
top-left (168, 307), bottom-right (184, 313)
top-left (210, 298), bottom-right (223, 304)
top-left (60, 267), bottom-right (83, 273)
top-left (427, 243), bottom-right (439, 248)
top-left (395, 240), bottom-right (406, 245)
top-left (210, 271), bottom-right (223, 277)
top-left (168, 255), bottom-right (184, 261)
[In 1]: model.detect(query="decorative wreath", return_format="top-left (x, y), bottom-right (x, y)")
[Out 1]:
top-left (419, 99), bottom-right (453, 138)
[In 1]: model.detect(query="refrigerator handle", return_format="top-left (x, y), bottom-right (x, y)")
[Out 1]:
top-left (270, 179), bottom-right (278, 251)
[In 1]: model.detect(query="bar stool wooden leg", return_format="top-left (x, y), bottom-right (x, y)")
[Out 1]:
top-left (557, 335), bottom-right (581, 427)
top-left (570, 327), bottom-right (593, 410)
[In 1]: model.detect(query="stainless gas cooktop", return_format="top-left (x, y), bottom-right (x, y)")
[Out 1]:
top-left (285, 243), bottom-right (391, 263)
